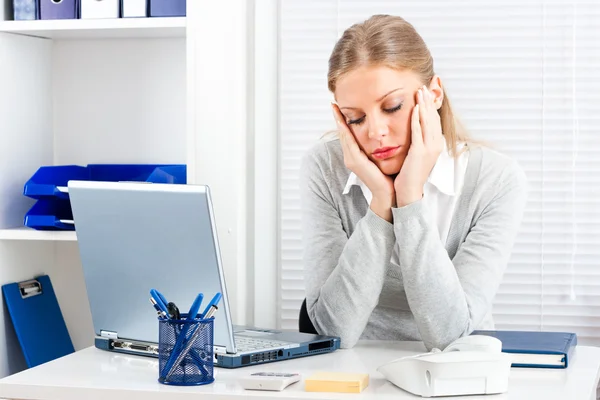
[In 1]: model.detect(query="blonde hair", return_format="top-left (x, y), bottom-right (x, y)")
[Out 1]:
top-left (328, 14), bottom-right (474, 156)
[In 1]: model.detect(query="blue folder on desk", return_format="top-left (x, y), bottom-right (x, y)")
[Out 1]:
top-left (471, 330), bottom-right (577, 369)
top-left (2, 275), bottom-right (75, 368)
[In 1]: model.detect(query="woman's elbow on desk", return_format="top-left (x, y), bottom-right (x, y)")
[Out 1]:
top-left (420, 314), bottom-right (486, 352)
top-left (337, 333), bottom-right (361, 349)
top-left (312, 322), bottom-right (361, 349)
top-left (308, 305), bottom-right (362, 349)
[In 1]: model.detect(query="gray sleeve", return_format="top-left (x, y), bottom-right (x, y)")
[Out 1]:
top-left (300, 150), bottom-right (396, 349)
top-left (392, 161), bottom-right (528, 351)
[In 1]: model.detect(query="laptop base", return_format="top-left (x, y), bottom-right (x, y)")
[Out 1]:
top-left (95, 333), bottom-right (341, 369)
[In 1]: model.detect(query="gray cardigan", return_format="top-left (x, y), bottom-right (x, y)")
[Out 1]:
top-left (300, 138), bottom-right (528, 351)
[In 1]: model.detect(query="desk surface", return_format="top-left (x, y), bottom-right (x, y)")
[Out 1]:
top-left (1, 341), bottom-right (599, 400)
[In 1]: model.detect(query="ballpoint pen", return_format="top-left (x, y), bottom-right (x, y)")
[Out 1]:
top-left (149, 297), bottom-right (168, 320)
top-left (186, 293), bottom-right (204, 320)
top-left (199, 293), bottom-right (222, 319)
top-left (163, 303), bottom-right (219, 382)
top-left (150, 289), bottom-right (170, 317)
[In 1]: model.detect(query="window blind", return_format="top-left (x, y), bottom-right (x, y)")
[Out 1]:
top-left (278, 0), bottom-right (600, 346)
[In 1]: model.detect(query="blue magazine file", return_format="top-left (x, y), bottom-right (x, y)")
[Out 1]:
top-left (2, 275), bottom-right (75, 368)
top-left (471, 330), bottom-right (577, 369)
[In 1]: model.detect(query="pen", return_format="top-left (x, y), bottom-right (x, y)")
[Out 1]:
top-left (149, 297), bottom-right (168, 320)
top-left (163, 304), bottom-right (219, 382)
top-left (150, 289), bottom-right (170, 317)
top-left (186, 293), bottom-right (204, 320)
top-left (199, 293), bottom-right (222, 319)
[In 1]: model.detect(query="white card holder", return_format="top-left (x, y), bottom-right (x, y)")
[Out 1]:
top-left (80, 0), bottom-right (119, 19)
top-left (122, 0), bottom-right (146, 18)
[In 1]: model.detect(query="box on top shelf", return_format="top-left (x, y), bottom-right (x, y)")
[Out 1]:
top-left (12, 0), bottom-right (187, 20)
top-left (12, 0), bottom-right (38, 20)
top-left (39, 0), bottom-right (78, 20)
top-left (149, 0), bottom-right (185, 17)
top-left (23, 164), bottom-right (186, 230)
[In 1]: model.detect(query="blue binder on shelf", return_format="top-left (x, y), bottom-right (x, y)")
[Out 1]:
top-left (2, 275), bottom-right (75, 368)
top-left (471, 330), bottom-right (577, 369)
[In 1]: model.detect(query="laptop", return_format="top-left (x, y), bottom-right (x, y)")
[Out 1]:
top-left (67, 180), bottom-right (340, 368)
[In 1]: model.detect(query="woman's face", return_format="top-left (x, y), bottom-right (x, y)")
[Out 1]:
top-left (334, 65), bottom-right (441, 175)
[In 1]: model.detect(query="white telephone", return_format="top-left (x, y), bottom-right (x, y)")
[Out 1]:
top-left (377, 335), bottom-right (511, 398)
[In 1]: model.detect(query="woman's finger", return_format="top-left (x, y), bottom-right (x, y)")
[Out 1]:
top-left (411, 103), bottom-right (422, 147)
top-left (332, 103), bottom-right (361, 151)
top-left (425, 85), bottom-right (434, 111)
top-left (420, 87), bottom-right (432, 143)
top-left (332, 104), bottom-right (358, 165)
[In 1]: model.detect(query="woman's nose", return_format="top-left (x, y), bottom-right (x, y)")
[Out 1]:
top-left (368, 114), bottom-right (389, 140)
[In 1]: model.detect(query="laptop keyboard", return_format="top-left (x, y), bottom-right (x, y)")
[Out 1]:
top-left (234, 336), bottom-right (291, 352)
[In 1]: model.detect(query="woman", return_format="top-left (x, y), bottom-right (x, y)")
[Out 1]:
top-left (300, 14), bottom-right (528, 351)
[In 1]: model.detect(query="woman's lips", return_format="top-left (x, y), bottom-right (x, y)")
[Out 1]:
top-left (372, 146), bottom-right (401, 160)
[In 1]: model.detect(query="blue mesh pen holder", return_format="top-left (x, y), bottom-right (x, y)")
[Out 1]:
top-left (158, 314), bottom-right (214, 386)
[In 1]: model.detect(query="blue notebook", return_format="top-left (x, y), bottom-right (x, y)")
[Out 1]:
top-left (2, 275), bottom-right (75, 368)
top-left (471, 330), bottom-right (577, 369)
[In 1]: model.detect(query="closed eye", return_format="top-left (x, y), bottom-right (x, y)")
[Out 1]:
top-left (347, 116), bottom-right (365, 125)
top-left (383, 103), bottom-right (403, 114)
top-left (347, 103), bottom-right (403, 125)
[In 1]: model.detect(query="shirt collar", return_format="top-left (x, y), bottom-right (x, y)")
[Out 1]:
top-left (342, 140), bottom-right (458, 197)
top-left (342, 172), bottom-right (360, 195)
top-left (428, 140), bottom-right (456, 196)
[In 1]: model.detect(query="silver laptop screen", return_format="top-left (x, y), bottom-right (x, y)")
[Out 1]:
top-left (68, 181), bottom-right (235, 353)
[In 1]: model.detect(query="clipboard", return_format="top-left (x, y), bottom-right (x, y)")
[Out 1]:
top-left (2, 275), bottom-right (75, 368)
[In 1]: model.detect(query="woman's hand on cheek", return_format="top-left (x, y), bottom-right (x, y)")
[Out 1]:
top-left (332, 103), bottom-right (395, 221)
top-left (394, 86), bottom-right (444, 207)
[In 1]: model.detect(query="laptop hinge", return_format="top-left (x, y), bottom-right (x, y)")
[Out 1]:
top-left (100, 330), bottom-right (118, 339)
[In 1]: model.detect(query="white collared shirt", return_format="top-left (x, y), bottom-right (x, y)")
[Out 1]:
top-left (342, 142), bottom-right (469, 244)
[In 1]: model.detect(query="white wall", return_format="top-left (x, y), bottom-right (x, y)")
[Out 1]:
top-left (186, 0), bottom-right (281, 329)
top-left (52, 38), bottom-right (187, 165)
top-left (188, 0), bottom-right (250, 326)
top-left (252, 0), bottom-right (279, 329)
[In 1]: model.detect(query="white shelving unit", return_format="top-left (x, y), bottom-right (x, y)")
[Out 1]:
top-left (0, 0), bottom-right (252, 382)
top-left (0, 6), bottom-right (188, 380)
top-left (0, 228), bottom-right (77, 241)
top-left (0, 16), bottom-right (185, 39)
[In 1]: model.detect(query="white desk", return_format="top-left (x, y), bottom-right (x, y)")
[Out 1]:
top-left (1, 341), bottom-right (599, 400)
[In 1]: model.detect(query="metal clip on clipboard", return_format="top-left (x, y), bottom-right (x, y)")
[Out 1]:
top-left (18, 278), bottom-right (43, 299)
top-left (2, 275), bottom-right (75, 368)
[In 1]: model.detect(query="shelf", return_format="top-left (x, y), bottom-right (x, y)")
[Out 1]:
top-left (0, 17), bottom-right (185, 40)
top-left (0, 227), bottom-right (77, 241)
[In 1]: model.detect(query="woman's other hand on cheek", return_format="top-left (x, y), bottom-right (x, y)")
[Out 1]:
top-left (394, 86), bottom-right (444, 207)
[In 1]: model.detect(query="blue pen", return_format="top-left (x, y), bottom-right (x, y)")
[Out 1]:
top-left (150, 289), bottom-right (170, 317)
top-left (199, 292), bottom-right (222, 319)
top-left (149, 297), bottom-right (168, 320)
top-left (186, 292), bottom-right (204, 321)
